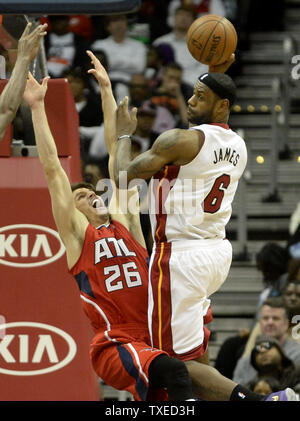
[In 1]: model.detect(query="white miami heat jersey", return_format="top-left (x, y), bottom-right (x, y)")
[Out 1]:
top-left (148, 123), bottom-right (247, 243)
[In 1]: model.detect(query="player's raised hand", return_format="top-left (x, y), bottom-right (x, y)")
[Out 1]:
top-left (209, 53), bottom-right (235, 73)
top-left (86, 50), bottom-right (111, 88)
top-left (23, 72), bottom-right (50, 109)
top-left (17, 22), bottom-right (48, 63)
top-left (116, 96), bottom-right (137, 138)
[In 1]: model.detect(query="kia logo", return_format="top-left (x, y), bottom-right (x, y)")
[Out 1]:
top-left (0, 224), bottom-right (65, 267)
top-left (0, 322), bottom-right (77, 376)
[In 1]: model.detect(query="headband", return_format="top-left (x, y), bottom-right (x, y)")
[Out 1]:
top-left (198, 73), bottom-right (236, 106)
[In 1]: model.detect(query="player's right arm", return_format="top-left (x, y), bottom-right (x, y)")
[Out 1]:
top-left (87, 51), bottom-right (146, 249)
top-left (23, 73), bottom-right (88, 269)
top-left (0, 23), bottom-right (47, 141)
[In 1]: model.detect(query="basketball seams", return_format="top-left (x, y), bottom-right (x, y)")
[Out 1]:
top-left (202, 20), bottom-right (227, 64)
top-left (217, 20), bottom-right (227, 64)
top-left (224, 20), bottom-right (237, 45)
top-left (187, 15), bottom-right (237, 65)
top-left (188, 18), bottom-right (225, 63)
top-left (198, 20), bottom-right (222, 61)
top-left (188, 18), bottom-right (223, 49)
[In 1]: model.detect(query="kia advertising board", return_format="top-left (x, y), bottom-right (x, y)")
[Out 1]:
top-left (0, 322), bottom-right (76, 376)
top-left (0, 80), bottom-right (99, 400)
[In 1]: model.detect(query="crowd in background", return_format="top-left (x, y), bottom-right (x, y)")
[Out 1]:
top-left (3, 0), bottom-right (286, 171)
top-left (2, 0), bottom-right (298, 395)
top-left (1, 0), bottom-right (285, 249)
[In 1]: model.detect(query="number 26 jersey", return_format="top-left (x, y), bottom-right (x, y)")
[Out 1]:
top-left (69, 220), bottom-right (150, 340)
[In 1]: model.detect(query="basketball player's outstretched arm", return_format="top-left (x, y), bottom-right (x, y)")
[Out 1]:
top-left (114, 96), bottom-right (203, 186)
top-left (86, 51), bottom-right (146, 248)
top-left (0, 22), bottom-right (47, 141)
top-left (86, 50), bottom-right (117, 157)
top-left (23, 73), bottom-right (87, 267)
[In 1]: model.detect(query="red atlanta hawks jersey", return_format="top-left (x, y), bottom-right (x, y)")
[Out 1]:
top-left (69, 220), bottom-right (149, 341)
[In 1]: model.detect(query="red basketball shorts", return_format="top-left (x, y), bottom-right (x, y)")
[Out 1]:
top-left (91, 340), bottom-right (168, 401)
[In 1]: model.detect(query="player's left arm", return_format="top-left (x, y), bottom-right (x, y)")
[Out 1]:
top-left (114, 96), bottom-right (203, 186)
top-left (87, 51), bottom-right (146, 248)
top-left (0, 23), bottom-right (47, 140)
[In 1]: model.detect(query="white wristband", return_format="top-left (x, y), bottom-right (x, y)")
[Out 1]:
top-left (118, 135), bottom-right (131, 140)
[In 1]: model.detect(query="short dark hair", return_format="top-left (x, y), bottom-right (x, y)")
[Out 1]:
top-left (209, 72), bottom-right (237, 106)
top-left (256, 242), bottom-right (288, 275)
top-left (262, 296), bottom-right (289, 318)
top-left (62, 67), bottom-right (88, 85)
top-left (105, 14), bottom-right (127, 26)
top-left (71, 182), bottom-right (96, 193)
top-left (247, 376), bottom-right (281, 393)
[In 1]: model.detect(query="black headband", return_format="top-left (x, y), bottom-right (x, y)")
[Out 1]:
top-left (198, 73), bottom-right (235, 106)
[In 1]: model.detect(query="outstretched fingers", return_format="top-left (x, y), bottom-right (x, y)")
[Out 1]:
top-left (131, 107), bottom-right (138, 122)
top-left (21, 22), bottom-right (32, 38)
top-left (118, 97), bottom-right (129, 115)
top-left (29, 23), bottom-right (48, 40)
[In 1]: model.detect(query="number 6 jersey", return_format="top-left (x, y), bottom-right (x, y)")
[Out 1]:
top-left (69, 220), bottom-right (150, 343)
top-left (148, 123), bottom-right (247, 243)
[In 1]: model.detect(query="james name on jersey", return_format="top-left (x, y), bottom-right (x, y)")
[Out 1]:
top-left (213, 147), bottom-right (240, 167)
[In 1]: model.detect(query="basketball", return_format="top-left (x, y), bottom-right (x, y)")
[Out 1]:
top-left (186, 14), bottom-right (237, 65)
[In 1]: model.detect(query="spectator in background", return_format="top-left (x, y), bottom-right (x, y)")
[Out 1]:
top-left (128, 73), bottom-right (177, 135)
top-left (246, 376), bottom-right (281, 396)
top-left (131, 100), bottom-right (157, 153)
top-left (166, 0), bottom-right (228, 28)
top-left (287, 204), bottom-right (300, 262)
top-left (44, 15), bottom-right (90, 78)
top-left (91, 14), bottom-right (147, 103)
top-left (282, 280), bottom-right (300, 344)
top-left (243, 284), bottom-right (300, 358)
top-left (287, 260), bottom-right (300, 282)
top-left (62, 67), bottom-right (102, 127)
top-left (62, 67), bottom-right (102, 161)
top-left (135, 0), bottom-right (171, 43)
top-left (68, 15), bottom-right (94, 41)
top-left (214, 327), bottom-right (250, 380)
top-left (151, 61), bottom-right (192, 128)
top-left (145, 43), bottom-right (175, 90)
top-left (249, 335), bottom-right (300, 390)
top-left (82, 157), bottom-right (109, 188)
top-left (254, 242), bottom-right (289, 321)
top-left (233, 297), bottom-right (300, 385)
top-left (41, 15), bottom-right (93, 41)
top-left (128, 73), bottom-right (152, 107)
top-left (152, 5), bottom-right (208, 87)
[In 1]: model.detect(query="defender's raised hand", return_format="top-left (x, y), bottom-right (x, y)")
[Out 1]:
top-left (86, 50), bottom-right (111, 88)
top-left (24, 72), bottom-right (50, 109)
top-left (18, 22), bottom-right (48, 63)
top-left (116, 96), bottom-right (137, 138)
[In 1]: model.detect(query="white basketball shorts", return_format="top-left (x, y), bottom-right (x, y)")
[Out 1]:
top-left (148, 238), bottom-right (232, 360)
